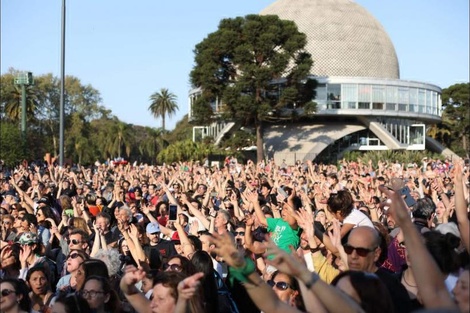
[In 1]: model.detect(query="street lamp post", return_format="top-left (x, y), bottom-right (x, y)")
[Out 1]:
top-left (14, 72), bottom-right (34, 140)
top-left (59, 0), bottom-right (66, 166)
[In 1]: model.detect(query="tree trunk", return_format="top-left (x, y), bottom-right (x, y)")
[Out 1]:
top-left (256, 120), bottom-right (264, 163)
top-left (162, 115), bottom-right (166, 132)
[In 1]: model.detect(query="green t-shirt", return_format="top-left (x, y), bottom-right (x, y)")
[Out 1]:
top-left (266, 218), bottom-right (300, 258)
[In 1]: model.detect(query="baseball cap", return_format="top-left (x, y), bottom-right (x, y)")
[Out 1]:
top-left (17, 232), bottom-right (39, 245)
top-left (146, 222), bottom-right (160, 234)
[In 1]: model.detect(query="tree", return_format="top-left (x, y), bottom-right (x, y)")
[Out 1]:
top-left (148, 88), bottom-right (179, 131)
top-left (441, 82), bottom-right (470, 155)
top-left (190, 14), bottom-right (316, 162)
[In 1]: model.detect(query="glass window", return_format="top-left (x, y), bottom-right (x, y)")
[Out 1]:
top-left (398, 103), bottom-right (407, 111)
top-left (358, 85), bottom-right (371, 103)
top-left (386, 103), bottom-right (396, 110)
top-left (372, 86), bottom-right (385, 102)
top-left (327, 84), bottom-right (341, 109)
top-left (342, 84), bottom-right (357, 101)
top-left (409, 88), bottom-right (418, 105)
top-left (398, 87), bottom-right (409, 104)
top-left (358, 102), bottom-right (370, 109)
top-left (386, 86), bottom-right (397, 103)
top-left (418, 89), bottom-right (426, 105)
top-left (373, 102), bottom-right (384, 110)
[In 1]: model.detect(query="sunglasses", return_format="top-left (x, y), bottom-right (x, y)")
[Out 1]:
top-left (67, 239), bottom-right (83, 245)
top-left (267, 280), bottom-right (291, 291)
top-left (3, 221), bottom-right (11, 225)
top-left (1, 289), bottom-right (16, 297)
top-left (162, 263), bottom-right (182, 272)
top-left (67, 253), bottom-right (81, 260)
top-left (343, 244), bottom-right (377, 257)
top-left (234, 232), bottom-right (245, 236)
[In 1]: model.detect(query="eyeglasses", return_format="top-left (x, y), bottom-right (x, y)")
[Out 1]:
top-left (163, 263), bottom-right (182, 272)
top-left (67, 253), bottom-right (81, 260)
top-left (1, 289), bottom-right (16, 297)
top-left (234, 232), bottom-right (245, 236)
top-left (267, 280), bottom-right (292, 291)
top-left (3, 220), bottom-right (11, 225)
top-left (343, 244), bottom-right (377, 257)
top-left (79, 290), bottom-right (105, 298)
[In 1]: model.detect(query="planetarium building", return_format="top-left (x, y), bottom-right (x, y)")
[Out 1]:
top-left (189, 0), bottom-right (454, 163)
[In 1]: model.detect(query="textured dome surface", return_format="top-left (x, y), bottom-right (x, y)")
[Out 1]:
top-left (260, 0), bottom-right (400, 79)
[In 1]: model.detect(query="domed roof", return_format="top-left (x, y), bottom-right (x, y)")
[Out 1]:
top-left (260, 0), bottom-right (400, 79)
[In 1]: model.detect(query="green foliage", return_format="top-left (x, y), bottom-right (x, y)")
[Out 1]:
top-left (157, 140), bottom-right (224, 163)
top-left (342, 150), bottom-right (446, 168)
top-left (164, 115), bottom-right (193, 144)
top-left (190, 14), bottom-right (316, 161)
top-left (0, 121), bottom-right (32, 167)
top-left (441, 82), bottom-right (470, 155)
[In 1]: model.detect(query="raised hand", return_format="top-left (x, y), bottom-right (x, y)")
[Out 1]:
top-left (265, 237), bottom-right (306, 278)
top-left (19, 244), bottom-right (32, 267)
top-left (378, 185), bottom-right (411, 225)
top-left (177, 272), bottom-right (204, 300)
top-left (210, 233), bottom-right (245, 268)
top-left (121, 265), bottom-right (146, 286)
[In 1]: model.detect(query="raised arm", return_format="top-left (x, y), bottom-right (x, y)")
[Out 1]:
top-left (120, 266), bottom-right (151, 313)
top-left (453, 160), bottom-right (470, 253)
top-left (379, 185), bottom-right (457, 310)
top-left (246, 190), bottom-right (267, 226)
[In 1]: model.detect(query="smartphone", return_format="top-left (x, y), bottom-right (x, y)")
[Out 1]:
top-left (269, 194), bottom-right (278, 206)
top-left (169, 204), bottom-right (178, 221)
top-left (399, 186), bottom-right (416, 207)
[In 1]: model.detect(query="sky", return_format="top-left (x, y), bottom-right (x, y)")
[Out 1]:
top-left (2, 0), bottom-right (469, 131)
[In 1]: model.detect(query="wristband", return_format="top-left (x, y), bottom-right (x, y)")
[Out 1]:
top-left (228, 257), bottom-right (256, 284)
top-left (304, 272), bottom-right (320, 289)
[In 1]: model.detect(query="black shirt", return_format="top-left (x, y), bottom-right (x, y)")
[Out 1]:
top-left (375, 267), bottom-right (413, 313)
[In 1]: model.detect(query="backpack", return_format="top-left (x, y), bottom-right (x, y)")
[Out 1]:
top-left (215, 271), bottom-right (240, 313)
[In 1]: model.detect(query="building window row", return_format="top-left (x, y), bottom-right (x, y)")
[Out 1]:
top-left (316, 83), bottom-right (440, 115)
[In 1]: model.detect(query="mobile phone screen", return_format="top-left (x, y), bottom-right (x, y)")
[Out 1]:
top-left (169, 204), bottom-right (178, 221)
top-left (400, 186), bottom-right (416, 207)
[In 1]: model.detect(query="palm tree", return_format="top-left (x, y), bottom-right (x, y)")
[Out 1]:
top-left (148, 88), bottom-right (178, 131)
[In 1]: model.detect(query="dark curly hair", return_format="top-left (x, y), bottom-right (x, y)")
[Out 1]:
top-left (327, 190), bottom-right (354, 218)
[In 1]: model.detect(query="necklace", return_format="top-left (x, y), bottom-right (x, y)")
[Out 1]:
top-left (402, 271), bottom-right (418, 288)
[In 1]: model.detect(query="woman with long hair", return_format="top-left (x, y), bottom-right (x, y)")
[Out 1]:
top-left (331, 270), bottom-right (394, 313)
top-left (0, 278), bottom-right (31, 313)
top-left (55, 249), bottom-right (89, 291)
top-left (268, 271), bottom-right (305, 311)
top-left (75, 259), bottom-right (109, 292)
top-left (26, 266), bottom-right (54, 313)
top-left (190, 250), bottom-right (218, 313)
top-left (36, 206), bottom-right (58, 246)
top-left (80, 275), bottom-right (123, 313)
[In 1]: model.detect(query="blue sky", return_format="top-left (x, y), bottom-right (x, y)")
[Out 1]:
top-left (2, 0), bottom-right (469, 130)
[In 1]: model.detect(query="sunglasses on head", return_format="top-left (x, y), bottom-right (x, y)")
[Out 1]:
top-left (234, 231), bottom-right (245, 236)
top-left (343, 244), bottom-right (377, 257)
top-left (162, 263), bottom-right (182, 272)
top-left (1, 289), bottom-right (16, 297)
top-left (267, 280), bottom-right (291, 291)
top-left (67, 253), bottom-right (81, 260)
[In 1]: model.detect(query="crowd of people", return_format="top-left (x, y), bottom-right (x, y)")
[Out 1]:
top-left (0, 156), bottom-right (469, 313)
